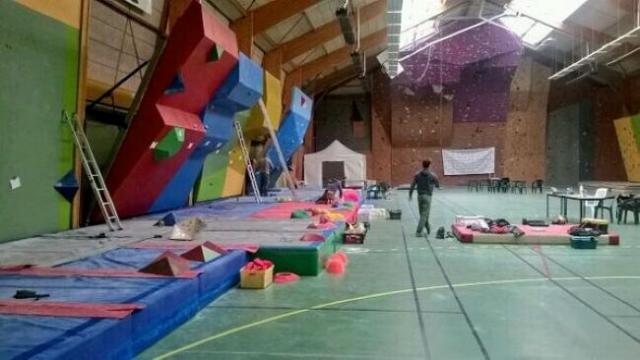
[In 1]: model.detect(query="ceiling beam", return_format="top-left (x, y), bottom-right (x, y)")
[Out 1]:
top-left (287, 28), bottom-right (387, 87)
top-left (231, 0), bottom-right (323, 55)
top-left (263, 0), bottom-right (386, 75)
top-left (283, 29), bottom-right (387, 103)
top-left (307, 54), bottom-right (381, 95)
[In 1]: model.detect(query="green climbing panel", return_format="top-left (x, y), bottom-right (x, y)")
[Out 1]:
top-left (154, 127), bottom-right (185, 161)
top-left (631, 114), bottom-right (640, 150)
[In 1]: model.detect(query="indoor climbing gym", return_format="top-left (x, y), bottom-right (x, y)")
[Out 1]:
top-left (3, 0), bottom-right (640, 358)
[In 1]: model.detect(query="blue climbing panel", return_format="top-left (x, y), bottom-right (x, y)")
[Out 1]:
top-left (150, 54), bottom-right (264, 213)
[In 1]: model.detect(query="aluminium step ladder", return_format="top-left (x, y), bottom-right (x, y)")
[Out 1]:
top-left (234, 120), bottom-right (262, 203)
top-left (63, 111), bottom-right (123, 231)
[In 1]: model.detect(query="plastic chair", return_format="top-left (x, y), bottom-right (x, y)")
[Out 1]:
top-left (488, 179), bottom-right (501, 193)
top-left (531, 179), bottom-right (544, 194)
top-left (596, 194), bottom-right (615, 222)
top-left (617, 196), bottom-right (640, 225)
top-left (499, 177), bottom-right (511, 193)
top-left (467, 180), bottom-right (478, 192)
top-left (585, 188), bottom-right (608, 219)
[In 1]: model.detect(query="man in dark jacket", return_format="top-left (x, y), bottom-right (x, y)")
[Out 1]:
top-left (409, 160), bottom-right (440, 236)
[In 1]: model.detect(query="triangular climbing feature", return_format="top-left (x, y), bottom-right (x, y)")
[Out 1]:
top-left (202, 241), bottom-right (228, 255)
top-left (154, 212), bottom-right (177, 226)
top-left (181, 241), bottom-right (225, 262)
top-left (139, 251), bottom-right (192, 276)
top-left (164, 73), bottom-right (185, 95)
top-left (54, 170), bottom-right (79, 202)
top-left (208, 43), bottom-right (225, 62)
top-left (154, 127), bottom-right (185, 161)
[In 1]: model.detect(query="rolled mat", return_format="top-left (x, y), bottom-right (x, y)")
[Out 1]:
top-left (0, 300), bottom-right (144, 319)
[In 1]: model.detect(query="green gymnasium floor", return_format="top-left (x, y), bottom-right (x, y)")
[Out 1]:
top-left (140, 188), bottom-right (640, 359)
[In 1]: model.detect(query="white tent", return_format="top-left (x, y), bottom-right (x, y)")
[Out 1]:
top-left (304, 140), bottom-right (367, 188)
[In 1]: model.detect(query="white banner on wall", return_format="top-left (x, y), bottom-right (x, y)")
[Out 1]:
top-left (442, 147), bottom-right (495, 175)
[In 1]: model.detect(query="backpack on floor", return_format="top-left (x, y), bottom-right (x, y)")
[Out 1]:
top-left (436, 226), bottom-right (445, 239)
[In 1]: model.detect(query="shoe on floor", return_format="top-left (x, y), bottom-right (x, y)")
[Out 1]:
top-left (415, 232), bottom-right (423, 238)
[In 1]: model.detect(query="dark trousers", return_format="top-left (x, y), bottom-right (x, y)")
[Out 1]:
top-left (416, 194), bottom-right (432, 234)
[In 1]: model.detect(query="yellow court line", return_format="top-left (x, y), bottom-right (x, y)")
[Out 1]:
top-left (155, 275), bottom-right (640, 359)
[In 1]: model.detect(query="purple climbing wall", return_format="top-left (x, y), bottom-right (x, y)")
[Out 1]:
top-left (397, 20), bottom-right (523, 123)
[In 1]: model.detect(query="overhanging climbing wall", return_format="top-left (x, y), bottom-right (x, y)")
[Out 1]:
top-left (222, 111), bottom-right (250, 197)
top-left (245, 71), bottom-right (283, 139)
top-left (267, 87), bottom-right (313, 183)
top-left (195, 69), bottom-right (283, 201)
top-left (104, 1), bottom-right (238, 218)
top-left (150, 53), bottom-right (263, 212)
top-left (398, 19), bottom-right (523, 124)
top-left (269, 87), bottom-right (313, 163)
top-left (0, 1), bottom-right (80, 243)
top-left (614, 116), bottom-right (640, 182)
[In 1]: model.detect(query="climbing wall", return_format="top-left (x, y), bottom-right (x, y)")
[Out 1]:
top-left (362, 54), bottom-right (551, 186)
top-left (149, 53), bottom-right (263, 212)
top-left (104, 1), bottom-right (238, 218)
top-left (398, 20), bottom-right (522, 124)
top-left (547, 71), bottom-right (628, 181)
top-left (267, 87), bottom-right (313, 184)
top-left (390, 84), bottom-right (453, 148)
top-left (0, 1), bottom-right (80, 243)
top-left (194, 69), bottom-right (283, 201)
top-left (632, 115), bottom-right (640, 150)
top-left (245, 71), bottom-right (283, 139)
top-left (222, 141), bottom-right (248, 197)
top-left (371, 71), bottom-right (393, 183)
top-left (614, 116), bottom-right (640, 182)
top-left (503, 58), bottom-right (551, 182)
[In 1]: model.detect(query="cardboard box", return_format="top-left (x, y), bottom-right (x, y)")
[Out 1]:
top-left (240, 265), bottom-right (274, 289)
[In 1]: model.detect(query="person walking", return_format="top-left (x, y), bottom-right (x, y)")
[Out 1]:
top-left (409, 160), bottom-right (440, 237)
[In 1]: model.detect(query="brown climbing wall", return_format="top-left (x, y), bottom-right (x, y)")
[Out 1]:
top-left (390, 85), bottom-right (453, 148)
top-left (324, 57), bottom-right (552, 186)
top-left (313, 56), bottom-right (637, 185)
top-left (371, 71), bottom-right (393, 183)
top-left (503, 58), bottom-right (550, 181)
top-left (592, 89), bottom-right (627, 181)
top-left (391, 122), bottom-right (506, 186)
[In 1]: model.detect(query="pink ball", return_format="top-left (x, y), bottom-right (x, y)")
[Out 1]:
top-left (326, 259), bottom-right (346, 274)
top-left (333, 252), bottom-right (349, 265)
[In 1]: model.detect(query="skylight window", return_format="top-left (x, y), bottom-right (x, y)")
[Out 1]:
top-left (502, 0), bottom-right (588, 46)
top-left (399, 0), bottom-right (443, 49)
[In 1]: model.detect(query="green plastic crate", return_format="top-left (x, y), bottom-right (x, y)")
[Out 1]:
top-left (570, 236), bottom-right (598, 249)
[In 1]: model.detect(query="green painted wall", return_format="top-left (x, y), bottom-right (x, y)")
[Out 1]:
top-left (0, 1), bottom-right (79, 243)
top-left (631, 114), bottom-right (640, 150)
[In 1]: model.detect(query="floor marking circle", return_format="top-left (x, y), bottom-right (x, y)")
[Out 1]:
top-left (154, 275), bottom-right (640, 359)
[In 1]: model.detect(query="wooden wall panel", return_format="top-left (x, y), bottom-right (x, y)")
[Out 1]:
top-left (370, 71), bottom-right (392, 183)
top-left (503, 58), bottom-right (550, 181)
top-left (390, 85), bottom-right (453, 148)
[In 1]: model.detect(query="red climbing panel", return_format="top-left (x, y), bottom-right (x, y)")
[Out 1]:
top-left (103, 1), bottom-right (239, 219)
